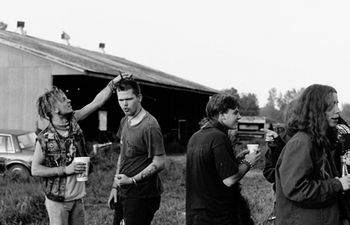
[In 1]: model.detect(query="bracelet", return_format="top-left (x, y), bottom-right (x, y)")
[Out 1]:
top-left (108, 80), bottom-right (117, 93)
top-left (112, 186), bottom-right (118, 189)
top-left (131, 177), bottom-right (137, 186)
top-left (57, 166), bottom-right (65, 176)
top-left (241, 159), bottom-right (253, 169)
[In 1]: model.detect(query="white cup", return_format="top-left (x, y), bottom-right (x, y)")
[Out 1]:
top-left (73, 157), bottom-right (90, 182)
top-left (247, 144), bottom-right (259, 154)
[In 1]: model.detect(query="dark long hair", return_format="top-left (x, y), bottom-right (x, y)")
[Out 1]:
top-left (286, 84), bottom-right (337, 176)
top-left (287, 84), bottom-right (337, 147)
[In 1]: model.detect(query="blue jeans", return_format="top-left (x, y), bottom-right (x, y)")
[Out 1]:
top-left (45, 197), bottom-right (85, 225)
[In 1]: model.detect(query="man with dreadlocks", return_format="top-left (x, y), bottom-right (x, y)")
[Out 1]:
top-left (31, 74), bottom-right (127, 225)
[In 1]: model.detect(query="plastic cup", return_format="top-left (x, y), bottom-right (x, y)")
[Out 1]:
top-left (247, 144), bottom-right (259, 154)
top-left (73, 157), bottom-right (90, 182)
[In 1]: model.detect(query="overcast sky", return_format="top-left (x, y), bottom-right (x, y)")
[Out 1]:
top-left (2, 0), bottom-right (350, 107)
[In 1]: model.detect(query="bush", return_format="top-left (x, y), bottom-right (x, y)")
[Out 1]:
top-left (0, 173), bottom-right (48, 225)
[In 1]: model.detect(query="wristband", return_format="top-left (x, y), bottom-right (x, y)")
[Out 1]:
top-left (108, 80), bottom-right (117, 93)
top-left (241, 159), bottom-right (253, 169)
top-left (112, 181), bottom-right (118, 189)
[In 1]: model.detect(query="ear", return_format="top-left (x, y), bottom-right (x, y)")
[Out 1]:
top-left (52, 106), bottom-right (60, 114)
top-left (138, 94), bottom-right (142, 103)
top-left (218, 113), bottom-right (225, 122)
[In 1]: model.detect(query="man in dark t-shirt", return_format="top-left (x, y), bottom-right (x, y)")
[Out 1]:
top-left (107, 77), bottom-right (166, 225)
top-left (186, 93), bottom-right (261, 225)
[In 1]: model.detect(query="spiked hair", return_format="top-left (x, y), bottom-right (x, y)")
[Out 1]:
top-left (36, 86), bottom-right (65, 120)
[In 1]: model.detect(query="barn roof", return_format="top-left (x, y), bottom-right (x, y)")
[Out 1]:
top-left (0, 30), bottom-right (218, 94)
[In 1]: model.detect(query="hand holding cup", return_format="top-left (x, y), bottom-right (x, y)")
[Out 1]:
top-left (247, 144), bottom-right (259, 154)
top-left (245, 144), bottom-right (261, 166)
top-left (73, 157), bottom-right (90, 181)
top-left (337, 175), bottom-right (350, 191)
top-left (65, 161), bottom-right (85, 175)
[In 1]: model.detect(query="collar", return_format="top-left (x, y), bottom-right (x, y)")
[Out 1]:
top-left (128, 108), bottom-right (146, 126)
top-left (128, 107), bottom-right (143, 122)
top-left (53, 122), bottom-right (70, 131)
top-left (48, 116), bottom-right (82, 136)
top-left (202, 120), bottom-right (229, 134)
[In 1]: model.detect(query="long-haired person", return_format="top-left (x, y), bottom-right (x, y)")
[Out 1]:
top-left (275, 84), bottom-right (350, 225)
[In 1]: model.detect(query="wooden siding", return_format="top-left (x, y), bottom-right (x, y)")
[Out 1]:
top-left (0, 44), bottom-right (80, 131)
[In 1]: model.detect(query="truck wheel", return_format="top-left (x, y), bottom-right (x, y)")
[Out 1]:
top-left (8, 164), bottom-right (30, 178)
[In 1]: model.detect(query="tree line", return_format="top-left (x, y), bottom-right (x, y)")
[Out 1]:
top-left (222, 87), bottom-right (350, 125)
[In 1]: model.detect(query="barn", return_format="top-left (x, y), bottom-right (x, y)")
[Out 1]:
top-left (0, 30), bottom-right (218, 149)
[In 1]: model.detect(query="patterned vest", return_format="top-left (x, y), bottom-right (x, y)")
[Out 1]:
top-left (36, 116), bottom-right (87, 202)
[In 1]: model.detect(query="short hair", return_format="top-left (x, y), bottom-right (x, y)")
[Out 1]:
top-left (116, 78), bottom-right (141, 96)
top-left (36, 86), bottom-right (65, 120)
top-left (205, 93), bottom-right (239, 119)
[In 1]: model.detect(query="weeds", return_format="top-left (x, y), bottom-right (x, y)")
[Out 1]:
top-left (0, 144), bottom-right (274, 225)
top-left (0, 173), bottom-right (48, 225)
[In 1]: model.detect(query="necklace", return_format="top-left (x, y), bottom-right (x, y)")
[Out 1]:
top-left (52, 120), bottom-right (69, 136)
top-left (54, 123), bottom-right (70, 132)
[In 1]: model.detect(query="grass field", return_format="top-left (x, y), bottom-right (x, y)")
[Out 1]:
top-left (0, 145), bottom-right (274, 225)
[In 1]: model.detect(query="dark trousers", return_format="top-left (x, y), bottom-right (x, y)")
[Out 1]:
top-left (187, 209), bottom-right (241, 225)
top-left (187, 194), bottom-right (254, 225)
top-left (113, 196), bottom-right (161, 225)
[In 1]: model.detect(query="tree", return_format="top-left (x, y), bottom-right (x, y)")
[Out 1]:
top-left (342, 103), bottom-right (350, 124)
top-left (266, 88), bottom-right (278, 108)
top-left (260, 87), bottom-right (304, 123)
top-left (276, 88), bottom-right (303, 112)
top-left (221, 87), bottom-right (240, 100)
top-left (221, 88), bottom-right (259, 116)
top-left (260, 88), bottom-right (280, 123)
top-left (239, 93), bottom-right (259, 116)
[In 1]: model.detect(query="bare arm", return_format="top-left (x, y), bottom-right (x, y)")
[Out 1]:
top-left (31, 142), bottom-right (85, 177)
top-left (31, 142), bottom-right (64, 177)
top-left (222, 151), bottom-right (261, 187)
top-left (74, 75), bottom-right (124, 121)
top-left (111, 154), bottom-right (122, 187)
top-left (134, 154), bottom-right (165, 181)
top-left (108, 153), bottom-right (122, 208)
top-left (108, 154), bottom-right (166, 207)
top-left (223, 163), bottom-right (251, 187)
top-left (116, 153), bottom-right (121, 175)
top-left (74, 89), bottom-right (112, 121)
top-left (114, 154), bottom-right (166, 186)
